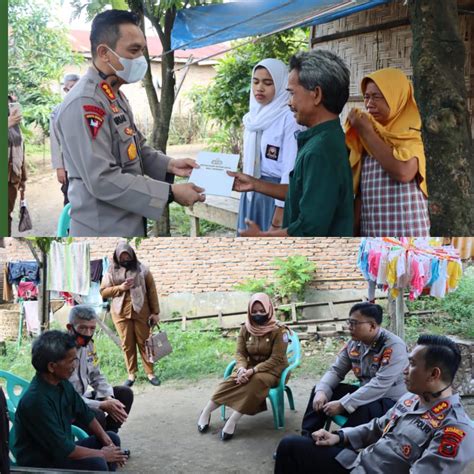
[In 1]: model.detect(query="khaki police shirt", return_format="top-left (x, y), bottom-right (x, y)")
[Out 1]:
top-left (56, 67), bottom-right (171, 236)
top-left (69, 340), bottom-right (113, 409)
top-left (338, 392), bottom-right (474, 473)
top-left (316, 328), bottom-right (408, 413)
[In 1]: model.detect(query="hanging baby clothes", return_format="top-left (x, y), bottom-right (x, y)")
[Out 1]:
top-left (22, 301), bottom-right (40, 335)
top-left (47, 241), bottom-right (90, 295)
top-left (358, 238), bottom-right (462, 302)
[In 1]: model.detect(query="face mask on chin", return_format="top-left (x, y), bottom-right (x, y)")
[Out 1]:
top-left (106, 47), bottom-right (148, 83)
top-left (71, 326), bottom-right (93, 347)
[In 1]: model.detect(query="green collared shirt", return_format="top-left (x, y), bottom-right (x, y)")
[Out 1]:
top-left (13, 373), bottom-right (95, 467)
top-left (283, 119), bottom-right (354, 236)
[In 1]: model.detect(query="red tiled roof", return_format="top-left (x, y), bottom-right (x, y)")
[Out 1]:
top-left (68, 29), bottom-right (227, 61)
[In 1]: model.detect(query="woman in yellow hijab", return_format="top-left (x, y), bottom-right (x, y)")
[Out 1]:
top-left (346, 68), bottom-right (430, 237)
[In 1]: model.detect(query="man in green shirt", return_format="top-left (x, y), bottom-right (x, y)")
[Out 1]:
top-left (13, 330), bottom-right (128, 471)
top-left (229, 50), bottom-right (354, 236)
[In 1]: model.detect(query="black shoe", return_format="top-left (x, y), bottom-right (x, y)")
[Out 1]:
top-left (220, 429), bottom-right (234, 441)
top-left (148, 376), bottom-right (161, 386)
top-left (123, 379), bottom-right (135, 387)
top-left (198, 413), bottom-right (211, 433)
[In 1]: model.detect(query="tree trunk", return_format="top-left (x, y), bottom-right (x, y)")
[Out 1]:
top-left (131, 1), bottom-right (175, 236)
top-left (408, 0), bottom-right (474, 234)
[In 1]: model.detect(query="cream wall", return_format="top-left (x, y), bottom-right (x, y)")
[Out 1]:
top-left (61, 56), bottom-right (218, 137)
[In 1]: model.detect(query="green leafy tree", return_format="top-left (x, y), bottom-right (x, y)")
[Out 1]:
top-left (8, 0), bottom-right (82, 134)
top-left (193, 29), bottom-right (308, 153)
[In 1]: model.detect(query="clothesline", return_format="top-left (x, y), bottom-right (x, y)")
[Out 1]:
top-left (358, 238), bottom-right (462, 301)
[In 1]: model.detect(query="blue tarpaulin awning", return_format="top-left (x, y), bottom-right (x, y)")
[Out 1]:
top-left (172, 0), bottom-right (391, 50)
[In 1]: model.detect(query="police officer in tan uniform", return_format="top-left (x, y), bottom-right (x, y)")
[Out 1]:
top-left (275, 335), bottom-right (474, 474)
top-left (302, 303), bottom-right (408, 435)
top-left (55, 10), bottom-right (204, 236)
top-left (50, 73), bottom-right (80, 206)
top-left (66, 305), bottom-right (133, 434)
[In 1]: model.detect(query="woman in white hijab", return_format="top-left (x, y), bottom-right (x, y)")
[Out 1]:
top-left (237, 58), bottom-right (302, 234)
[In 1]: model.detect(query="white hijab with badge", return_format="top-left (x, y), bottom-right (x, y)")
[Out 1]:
top-left (242, 59), bottom-right (290, 186)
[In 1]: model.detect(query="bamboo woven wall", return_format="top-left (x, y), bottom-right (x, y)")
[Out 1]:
top-left (311, 2), bottom-right (472, 132)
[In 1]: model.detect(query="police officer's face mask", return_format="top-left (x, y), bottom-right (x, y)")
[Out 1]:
top-left (106, 47), bottom-right (148, 83)
top-left (71, 326), bottom-right (93, 347)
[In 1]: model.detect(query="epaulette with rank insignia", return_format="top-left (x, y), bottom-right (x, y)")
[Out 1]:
top-left (100, 81), bottom-right (116, 101)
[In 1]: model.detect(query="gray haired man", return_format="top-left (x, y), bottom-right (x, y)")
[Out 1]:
top-left (66, 304), bottom-right (133, 433)
top-left (230, 49), bottom-right (354, 236)
top-left (50, 73), bottom-right (80, 206)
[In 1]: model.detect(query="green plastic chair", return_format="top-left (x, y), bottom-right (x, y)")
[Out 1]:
top-left (221, 330), bottom-right (301, 429)
top-left (57, 203), bottom-right (72, 237)
top-left (324, 381), bottom-right (361, 430)
top-left (1, 368), bottom-right (88, 465)
top-left (0, 370), bottom-right (29, 414)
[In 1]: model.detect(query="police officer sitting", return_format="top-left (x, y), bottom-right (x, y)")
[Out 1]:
top-left (275, 334), bottom-right (474, 474)
top-left (301, 303), bottom-right (408, 436)
top-left (55, 9), bottom-right (205, 236)
top-left (67, 305), bottom-right (133, 434)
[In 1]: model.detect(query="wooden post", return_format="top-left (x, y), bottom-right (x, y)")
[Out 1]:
top-left (290, 303), bottom-right (297, 322)
top-left (218, 310), bottom-right (223, 329)
top-left (190, 215), bottom-right (200, 237)
top-left (394, 292), bottom-right (405, 339)
top-left (36, 252), bottom-right (50, 333)
top-left (181, 314), bottom-right (187, 331)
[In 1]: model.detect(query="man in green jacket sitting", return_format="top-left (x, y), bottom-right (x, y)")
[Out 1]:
top-left (229, 49), bottom-right (354, 237)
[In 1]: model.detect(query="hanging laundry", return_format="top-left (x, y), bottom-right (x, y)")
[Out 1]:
top-left (23, 301), bottom-right (40, 335)
top-left (47, 241), bottom-right (91, 295)
top-left (90, 259), bottom-right (103, 283)
top-left (358, 238), bottom-right (462, 301)
top-left (7, 261), bottom-right (40, 285)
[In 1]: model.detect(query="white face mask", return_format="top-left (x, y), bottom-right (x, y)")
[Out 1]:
top-left (107, 47), bottom-right (148, 83)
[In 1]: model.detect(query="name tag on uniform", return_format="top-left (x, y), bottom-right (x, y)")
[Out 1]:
top-left (265, 144), bottom-right (280, 161)
top-left (114, 114), bottom-right (127, 125)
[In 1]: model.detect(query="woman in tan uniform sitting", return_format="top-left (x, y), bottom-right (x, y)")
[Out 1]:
top-left (101, 242), bottom-right (161, 386)
top-left (197, 293), bottom-right (289, 440)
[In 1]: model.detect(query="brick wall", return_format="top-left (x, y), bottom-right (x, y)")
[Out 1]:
top-left (2, 238), bottom-right (365, 296)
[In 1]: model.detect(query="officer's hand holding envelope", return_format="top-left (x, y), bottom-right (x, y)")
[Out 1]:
top-left (172, 183), bottom-right (206, 206)
top-left (167, 158), bottom-right (199, 177)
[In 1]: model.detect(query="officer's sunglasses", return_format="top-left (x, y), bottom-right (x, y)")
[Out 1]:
top-left (347, 319), bottom-right (372, 328)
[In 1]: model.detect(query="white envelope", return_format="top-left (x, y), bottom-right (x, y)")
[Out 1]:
top-left (190, 151), bottom-right (240, 197)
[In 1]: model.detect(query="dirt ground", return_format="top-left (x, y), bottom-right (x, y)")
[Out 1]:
top-left (114, 374), bottom-right (313, 474)
top-left (110, 374), bottom-right (474, 474)
top-left (10, 144), bottom-right (206, 237)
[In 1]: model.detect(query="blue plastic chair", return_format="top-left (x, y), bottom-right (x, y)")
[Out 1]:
top-left (57, 203), bottom-right (71, 237)
top-left (221, 330), bottom-right (301, 429)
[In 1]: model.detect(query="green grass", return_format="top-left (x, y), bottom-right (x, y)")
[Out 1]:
top-left (0, 320), bottom-right (236, 386)
top-left (169, 201), bottom-right (229, 237)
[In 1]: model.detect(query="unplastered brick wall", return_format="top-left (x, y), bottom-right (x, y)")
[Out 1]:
top-left (4, 238), bottom-right (365, 296)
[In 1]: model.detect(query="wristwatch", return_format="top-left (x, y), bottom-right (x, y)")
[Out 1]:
top-left (167, 185), bottom-right (174, 204)
top-left (332, 430), bottom-right (345, 447)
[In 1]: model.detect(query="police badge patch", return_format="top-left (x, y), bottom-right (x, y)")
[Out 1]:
top-left (84, 113), bottom-right (104, 139)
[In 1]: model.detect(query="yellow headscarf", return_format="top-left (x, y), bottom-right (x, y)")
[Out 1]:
top-left (345, 68), bottom-right (427, 197)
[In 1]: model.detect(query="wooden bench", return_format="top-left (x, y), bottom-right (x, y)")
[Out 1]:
top-left (185, 194), bottom-right (240, 236)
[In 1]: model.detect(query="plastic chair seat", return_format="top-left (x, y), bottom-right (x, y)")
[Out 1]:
top-left (221, 330), bottom-right (301, 429)
top-left (57, 203), bottom-right (72, 237)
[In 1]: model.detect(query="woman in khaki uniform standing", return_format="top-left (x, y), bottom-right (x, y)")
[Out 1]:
top-left (101, 242), bottom-right (161, 386)
top-left (197, 293), bottom-right (289, 440)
